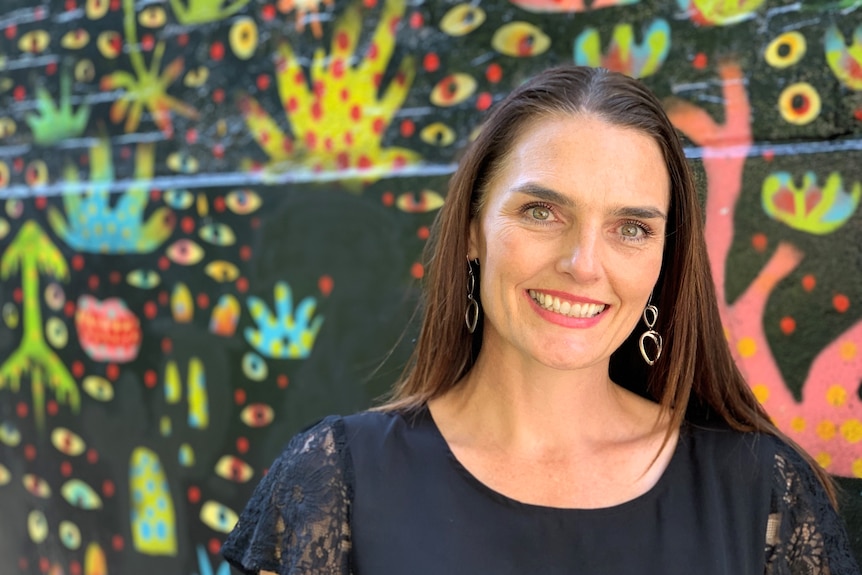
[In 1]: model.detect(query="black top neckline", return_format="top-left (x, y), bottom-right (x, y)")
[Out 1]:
top-left (418, 405), bottom-right (688, 515)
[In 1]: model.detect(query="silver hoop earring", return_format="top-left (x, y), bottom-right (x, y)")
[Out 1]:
top-left (638, 299), bottom-right (663, 366)
top-left (465, 257), bottom-right (479, 334)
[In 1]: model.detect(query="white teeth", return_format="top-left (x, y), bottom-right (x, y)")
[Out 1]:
top-left (529, 291), bottom-right (605, 318)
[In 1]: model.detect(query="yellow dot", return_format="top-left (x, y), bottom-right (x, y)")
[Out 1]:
top-left (826, 385), bottom-right (847, 407)
top-left (790, 417), bottom-right (806, 432)
top-left (752, 384), bottom-right (770, 404)
top-left (737, 337), bottom-right (757, 358)
top-left (815, 452), bottom-right (832, 470)
top-left (853, 459), bottom-right (862, 478)
top-left (816, 420), bottom-right (836, 440)
top-left (840, 341), bottom-right (857, 361)
top-left (841, 419), bottom-right (862, 443)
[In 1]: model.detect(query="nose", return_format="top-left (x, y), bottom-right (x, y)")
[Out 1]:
top-left (556, 225), bottom-right (602, 283)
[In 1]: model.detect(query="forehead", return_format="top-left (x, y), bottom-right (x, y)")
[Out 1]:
top-left (483, 114), bottom-right (671, 210)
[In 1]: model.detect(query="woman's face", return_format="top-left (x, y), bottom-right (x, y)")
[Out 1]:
top-left (468, 114), bottom-right (670, 372)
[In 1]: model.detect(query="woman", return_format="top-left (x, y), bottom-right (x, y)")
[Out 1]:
top-left (221, 66), bottom-right (860, 574)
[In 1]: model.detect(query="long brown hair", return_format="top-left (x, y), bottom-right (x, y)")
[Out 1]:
top-left (380, 65), bottom-right (836, 505)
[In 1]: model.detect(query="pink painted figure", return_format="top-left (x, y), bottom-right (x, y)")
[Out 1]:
top-left (668, 62), bottom-right (862, 478)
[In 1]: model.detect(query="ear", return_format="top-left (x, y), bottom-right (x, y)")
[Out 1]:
top-left (468, 217), bottom-right (480, 261)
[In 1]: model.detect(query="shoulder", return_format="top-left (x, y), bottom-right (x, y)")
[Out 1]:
top-left (684, 422), bottom-right (778, 477)
top-left (272, 415), bottom-right (348, 474)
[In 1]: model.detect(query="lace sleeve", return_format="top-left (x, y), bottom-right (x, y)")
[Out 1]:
top-left (221, 416), bottom-right (352, 575)
top-left (764, 441), bottom-right (860, 574)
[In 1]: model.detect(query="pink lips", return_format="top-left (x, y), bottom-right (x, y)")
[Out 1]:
top-left (525, 290), bottom-right (608, 328)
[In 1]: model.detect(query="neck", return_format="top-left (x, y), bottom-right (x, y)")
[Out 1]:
top-left (432, 345), bottom-right (660, 457)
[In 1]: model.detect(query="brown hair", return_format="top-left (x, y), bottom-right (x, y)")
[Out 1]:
top-left (380, 65), bottom-right (836, 505)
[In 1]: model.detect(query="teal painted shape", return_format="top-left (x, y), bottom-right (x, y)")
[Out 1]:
top-left (244, 281), bottom-right (324, 359)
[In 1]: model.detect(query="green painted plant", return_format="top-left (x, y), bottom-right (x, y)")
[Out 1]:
top-left (25, 71), bottom-right (90, 145)
top-left (102, 0), bottom-right (198, 134)
top-left (170, 0), bottom-right (250, 25)
top-left (0, 221), bottom-right (79, 431)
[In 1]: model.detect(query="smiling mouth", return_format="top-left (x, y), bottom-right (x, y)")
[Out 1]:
top-left (528, 290), bottom-right (606, 318)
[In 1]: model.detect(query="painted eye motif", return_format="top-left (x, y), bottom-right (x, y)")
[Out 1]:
top-left (765, 32), bottom-right (806, 69)
top-left (97, 31), bottom-right (123, 59)
top-left (430, 74), bottom-right (477, 107)
top-left (242, 352), bottom-right (268, 381)
top-left (61, 479), bottom-right (103, 510)
top-left (23, 474), bottom-right (52, 499)
top-left (492, 22), bottom-right (551, 58)
top-left (75, 59), bottom-right (96, 83)
top-left (138, 6), bottom-right (166, 27)
top-left (0, 463), bottom-right (10, 485)
top-left (166, 239), bottom-right (205, 265)
top-left (51, 427), bottom-right (87, 456)
top-left (62, 28), bottom-right (90, 49)
top-left (163, 189), bottom-right (194, 210)
top-left (86, 0), bottom-right (110, 19)
top-left (19, 30), bottom-right (50, 54)
top-left (240, 403), bottom-right (274, 428)
top-left (397, 190), bottom-right (445, 213)
top-left (166, 152), bottom-right (199, 174)
top-left (46, 317), bottom-right (69, 349)
top-left (204, 261), bottom-right (240, 283)
top-left (0, 161), bottom-right (9, 187)
top-left (420, 122), bottom-right (456, 146)
top-left (184, 67), bottom-right (209, 88)
top-left (778, 83), bottom-right (821, 125)
top-left (28, 510), bottom-right (48, 543)
top-left (214, 455), bottom-right (255, 483)
top-left (126, 269), bottom-right (161, 289)
top-left (0, 421), bottom-right (21, 446)
top-left (44, 283), bottom-right (66, 310)
top-left (2, 303), bottom-right (17, 329)
top-left (25, 160), bottom-right (48, 187)
top-left (200, 500), bottom-right (239, 533)
top-left (59, 520), bottom-right (82, 550)
top-left (83, 375), bottom-right (114, 402)
top-left (225, 190), bottom-right (262, 214)
top-left (0, 118), bottom-right (17, 138)
top-left (199, 223), bottom-right (236, 246)
top-left (6, 198), bottom-right (23, 218)
top-left (440, 4), bottom-right (486, 36)
top-left (230, 17), bottom-right (259, 60)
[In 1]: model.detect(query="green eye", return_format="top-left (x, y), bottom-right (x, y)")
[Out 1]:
top-left (3, 302), bottom-right (19, 329)
top-left (59, 520), bottom-right (82, 550)
top-left (200, 500), bottom-right (239, 533)
top-left (61, 479), bottom-right (103, 510)
top-left (163, 190), bottom-right (194, 209)
top-left (127, 269), bottom-right (161, 289)
top-left (199, 223), bottom-right (236, 246)
top-left (28, 510), bottom-right (48, 543)
top-left (83, 375), bottom-right (114, 401)
top-left (530, 206), bottom-right (550, 220)
top-left (46, 317), bottom-right (69, 349)
top-left (0, 421), bottom-right (21, 446)
top-left (242, 352), bottom-right (268, 381)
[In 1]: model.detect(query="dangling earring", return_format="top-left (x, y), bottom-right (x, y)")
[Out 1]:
top-left (639, 296), bottom-right (663, 366)
top-left (465, 257), bottom-right (479, 334)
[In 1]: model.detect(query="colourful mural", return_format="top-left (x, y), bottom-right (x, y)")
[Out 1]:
top-left (0, 0), bottom-right (861, 573)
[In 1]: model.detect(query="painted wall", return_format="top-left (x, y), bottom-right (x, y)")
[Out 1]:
top-left (0, 0), bottom-right (861, 573)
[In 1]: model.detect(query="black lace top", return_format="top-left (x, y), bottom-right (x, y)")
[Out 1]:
top-left (222, 408), bottom-right (860, 575)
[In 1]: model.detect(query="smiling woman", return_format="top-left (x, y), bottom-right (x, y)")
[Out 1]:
top-left (220, 66), bottom-right (860, 575)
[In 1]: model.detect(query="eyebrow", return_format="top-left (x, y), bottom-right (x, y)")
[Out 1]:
top-left (510, 183), bottom-right (667, 221)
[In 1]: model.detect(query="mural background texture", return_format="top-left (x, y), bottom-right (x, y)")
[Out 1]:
top-left (1, 0), bottom-right (862, 573)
